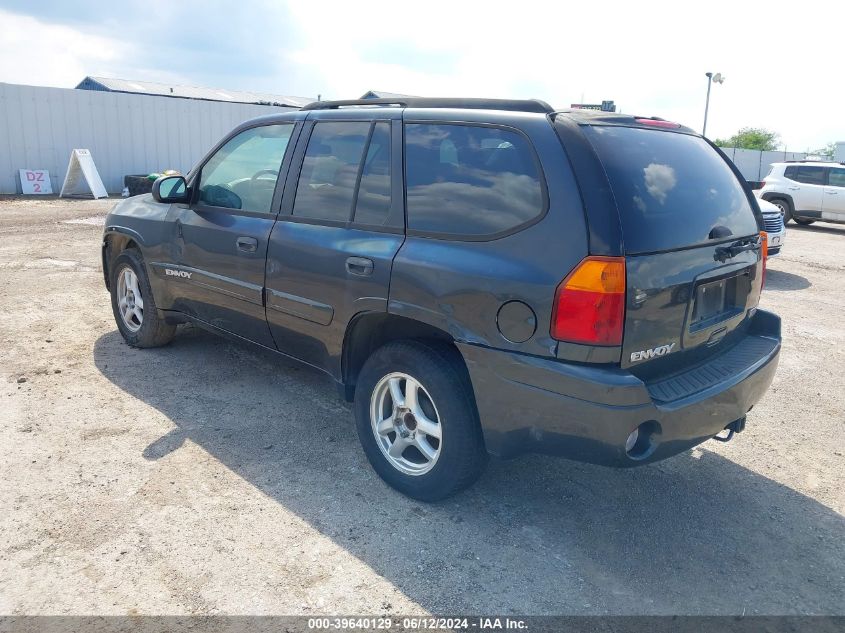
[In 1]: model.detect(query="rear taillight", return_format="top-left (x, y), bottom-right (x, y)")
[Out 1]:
top-left (760, 231), bottom-right (768, 288)
top-left (551, 257), bottom-right (626, 346)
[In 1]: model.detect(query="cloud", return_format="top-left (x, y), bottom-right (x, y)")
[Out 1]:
top-left (643, 164), bottom-right (677, 205)
top-left (281, 0), bottom-right (845, 150)
top-left (2, 0), bottom-right (843, 150)
top-left (0, 10), bottom-right (128, 88)
top-left (0, 2), bottom-right (306, 93)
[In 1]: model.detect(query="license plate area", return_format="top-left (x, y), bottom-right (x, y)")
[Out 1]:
top-left (689, 273), bottom-right (748, 333)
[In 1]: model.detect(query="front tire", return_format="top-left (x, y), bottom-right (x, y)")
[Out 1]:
top-left (770, 198), bottom-right (792, 223)
top-left (353, 341), bottom-right (487, 501)
top-left (110, 249), bottom-right (176, 348)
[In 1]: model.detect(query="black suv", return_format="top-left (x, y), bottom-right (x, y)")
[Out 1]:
top-left (102, 98), bottom-right (781, 500)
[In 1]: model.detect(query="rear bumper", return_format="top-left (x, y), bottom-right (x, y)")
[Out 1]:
top-left (458, 310), bottom-right (781, 466)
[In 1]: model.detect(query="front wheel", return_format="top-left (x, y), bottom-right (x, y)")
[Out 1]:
top-left (793, 217), bottom-right (815, 226)
top-left (770, 198), bottom-right (792, 223)
top-left (354, 341), bottom-right (487, 501)
top-left (110, 249), bottom-right (176, 348)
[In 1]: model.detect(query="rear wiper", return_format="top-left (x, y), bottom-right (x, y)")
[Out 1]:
top-left (714, 237), bottom-right (761, 263)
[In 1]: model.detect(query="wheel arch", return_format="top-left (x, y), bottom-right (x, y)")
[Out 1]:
top-left (761, 192), bottom-right (794, 211)
top-left (102, 228), bottom-right (143, 290)
top-left (341, 312), bottom-right (466, 402)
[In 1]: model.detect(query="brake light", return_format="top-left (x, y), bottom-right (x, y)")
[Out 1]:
top-left (760, 231), bottom-right (768, 288)
top-left (551, 257), bottom-right (626, 346)
top-left (634, 118), bottom-right (681, 129)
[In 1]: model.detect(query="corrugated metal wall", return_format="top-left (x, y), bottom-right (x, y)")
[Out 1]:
top-left (719, 146), bottom-right (816, 181)
top-left (0, 82), bottom-right (294, 194)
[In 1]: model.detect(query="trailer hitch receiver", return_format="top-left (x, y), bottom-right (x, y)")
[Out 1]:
top-left (713, 416), bottom-right (746, 443)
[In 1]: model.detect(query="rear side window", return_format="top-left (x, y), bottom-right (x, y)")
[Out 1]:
top-left (293, 122), bottom-right (370, 222)
top-left (785, 165), bottom-right (827, 185)
top-left (353, 122), bottom-right (392, 226)
top-left (829, 168), bottom-right (845, 188)
top-left (405, 123), bottom-right (544, 237)
top-left (583, 126), bottom-right (758, 254)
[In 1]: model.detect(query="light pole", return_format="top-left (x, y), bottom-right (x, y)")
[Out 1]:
top-left (702, 72), bottom-right (724, 137)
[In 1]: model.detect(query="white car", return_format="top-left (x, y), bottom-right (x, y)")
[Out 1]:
top-left (758, 198), bottom-right (785, 257)
top-left (756, 161), bottom-right (845, 226)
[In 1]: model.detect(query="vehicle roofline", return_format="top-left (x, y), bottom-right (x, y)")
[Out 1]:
top-left (770, 161), bottom-right (844, 166)
top-left (232, 110), bottom-right (308, 129)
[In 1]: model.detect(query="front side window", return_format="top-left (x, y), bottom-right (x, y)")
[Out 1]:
top-left (292, 122), bottom-right (370, 222)
top-left (198, 124), bottom-right (293, 212)
top-left (405, 123), bottom-right (544, 236)
top-left (828, 168), bottom-right (845, 188)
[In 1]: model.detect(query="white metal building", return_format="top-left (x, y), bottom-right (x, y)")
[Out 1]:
top-left (0, 81), bottom-right (303, 194)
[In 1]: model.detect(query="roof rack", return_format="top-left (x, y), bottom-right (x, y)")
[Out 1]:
top-left (301, 97), bottom-right (554, 114)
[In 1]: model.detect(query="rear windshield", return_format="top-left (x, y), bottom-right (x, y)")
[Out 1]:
top-left (583, 125), bottom-right (758, 254)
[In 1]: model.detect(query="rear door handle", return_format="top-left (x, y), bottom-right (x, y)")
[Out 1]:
top-left (346, 256), bottom-right (374, 276)
top-left (825, 191), bottom-right (837, 195)
top-left (787, 186), bottom-right (800, 190)
top-left (236, 236), bottom-right (258, 253)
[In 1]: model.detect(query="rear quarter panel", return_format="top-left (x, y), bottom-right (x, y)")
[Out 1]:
top-left (389, 111), bottom-right (587, 358)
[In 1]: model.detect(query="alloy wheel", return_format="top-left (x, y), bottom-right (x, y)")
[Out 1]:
top-left (116, 267), bottom-right (144, 332)
top-left (369, 372), bottom-right (443, 476)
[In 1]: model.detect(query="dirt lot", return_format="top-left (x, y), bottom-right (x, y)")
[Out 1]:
top-left (0, 196), bottom-right (843, 616)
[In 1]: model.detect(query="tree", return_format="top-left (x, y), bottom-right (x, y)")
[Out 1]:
top-left (714, 127), bottom-right (781, 151)
top-left (809, 142), bottom-right (836, 159)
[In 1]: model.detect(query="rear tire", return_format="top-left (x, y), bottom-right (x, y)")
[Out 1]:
top-left (793, 217), bottom-right (815, 226)
top-left (353, 340), bottom-right (487, 501)
top-left (769, 198), bottom-right (792, 223)
top-left (110, 249), bottom-right (176, 348)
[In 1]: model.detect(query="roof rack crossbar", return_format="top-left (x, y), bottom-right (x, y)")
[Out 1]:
top-left (301, 97), bottom-right (554, 114)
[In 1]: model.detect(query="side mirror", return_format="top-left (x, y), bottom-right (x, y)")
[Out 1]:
top-left (152, 175), bottom-right (188, 203)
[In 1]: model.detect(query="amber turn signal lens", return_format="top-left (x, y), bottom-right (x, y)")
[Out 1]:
top-left (760, 231), bottom-right (768, 288)
top-left (563, 258), bottom-right (626, 294)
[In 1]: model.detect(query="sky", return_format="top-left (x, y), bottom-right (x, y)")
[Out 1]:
top-left (0, 0), bottom-right (842, 151)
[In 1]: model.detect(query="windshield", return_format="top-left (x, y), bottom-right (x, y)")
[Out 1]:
top-left (583, 125), bottom-right (759, 254)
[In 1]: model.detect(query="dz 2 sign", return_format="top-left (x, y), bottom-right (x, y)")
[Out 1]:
top-left (19, 169), bottom-right (53, 195)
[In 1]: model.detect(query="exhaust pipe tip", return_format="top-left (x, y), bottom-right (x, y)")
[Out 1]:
top-left (625, 420), bottom-right (661, 460)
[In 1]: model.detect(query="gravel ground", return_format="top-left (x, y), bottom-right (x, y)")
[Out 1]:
top-left (0, 196), bottom-right (843, 616)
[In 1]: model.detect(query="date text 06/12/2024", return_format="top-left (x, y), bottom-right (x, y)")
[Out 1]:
top-left (306, 617), bottom-right (528, 630)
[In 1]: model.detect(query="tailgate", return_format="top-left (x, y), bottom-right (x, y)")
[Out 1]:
top-left (580, 124), bottom-right (763, 371)
top-left (623, 244), bottom-right (762, 370)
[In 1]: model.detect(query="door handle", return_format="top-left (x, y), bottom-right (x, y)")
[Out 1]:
top-left (787, 186), bottom-right (800, 190)
top-left (346, 256), bottom-right (374, 276)
top-left (825, 191), bottom-right (837, 195)
top-left (236, 236), bottom-right (258, 252)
